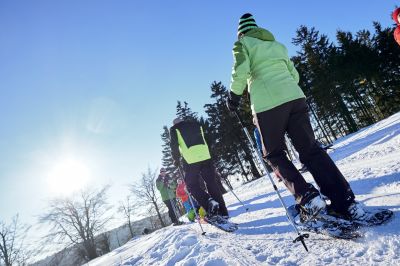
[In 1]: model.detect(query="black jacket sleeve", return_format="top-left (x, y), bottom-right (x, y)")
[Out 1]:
top-left (169, 126), bottom-right (180, 162)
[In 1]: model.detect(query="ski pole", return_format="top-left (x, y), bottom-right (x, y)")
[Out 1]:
top-left (285, 134), bottom-right (300, 163)
top-left (284, 135), bottom-right (294, 162)
top-left (232, 110), bottom-right (309, 252)
top-left (168, 190), bottom-right (181, 223)
top-left (177, 166), bottom-right (207, 235)
top-left (186, 188), bottom-right (206, 235)
top-left (223, 180), bottom-right (249, 211)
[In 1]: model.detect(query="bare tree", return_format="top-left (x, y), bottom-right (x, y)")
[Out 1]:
top-left (147, 205), bottom-right (168, 230)
top-left (130, 167), bottom-right (166, 227)
top-left (39, 185), bottom-right (112, 262)
top-left (97, 233), bottom-right (111, 255)
top-left (147, 206), bottom-right (158, 230)
top-left (118, 196), bottom-right (137, 239)
top-left (45, 248), bottom-right (69, 266)
top-left (0, 214), bottom-right (30, 266)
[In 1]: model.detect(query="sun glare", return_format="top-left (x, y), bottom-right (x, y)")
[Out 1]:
top-left (47, 158), bottom-right (91, 196)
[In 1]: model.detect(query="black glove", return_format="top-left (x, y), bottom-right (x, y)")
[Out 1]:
top-left (226, 91), bottom-right (241, 112)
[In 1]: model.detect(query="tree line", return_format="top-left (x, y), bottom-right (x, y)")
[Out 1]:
top-left (293, 23), bottom-right (400, 143)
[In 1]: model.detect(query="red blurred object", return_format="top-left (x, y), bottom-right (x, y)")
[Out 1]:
top-left (393, 8), bottom-right (400, 24)
top-left (395, 26), bottom-right (400, 46)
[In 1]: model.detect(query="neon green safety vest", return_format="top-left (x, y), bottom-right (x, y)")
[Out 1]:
top-left (175, 127), bottom-right (211, 164)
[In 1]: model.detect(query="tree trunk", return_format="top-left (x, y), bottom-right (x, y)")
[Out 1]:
top-left (247, 154), bottom-right (262, 179)
top-left (323, 117), bottom-right (338, 140)
top-left (337, 96), bottom-right (358, 133)
top-left (128, 220), bottom-right (134, 238)
top-left (153, 202), bottom-right (166, 227)
top-left (83, 240), bottom-right (98, 260)
top-left (234, 150), bottom-right (250, 182)
top-left (307, 100), bottom-right (333, 144)
top-left (336, 117), bottom-right (348, 136)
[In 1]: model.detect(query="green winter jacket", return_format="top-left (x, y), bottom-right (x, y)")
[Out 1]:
top-left (230, 28), bottom-right (305, 114)
top-left (156, 174), bottom-right (177, 201)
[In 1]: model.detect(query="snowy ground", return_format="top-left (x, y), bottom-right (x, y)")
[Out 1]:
top-left (86, 113), bottom-right (400, 266)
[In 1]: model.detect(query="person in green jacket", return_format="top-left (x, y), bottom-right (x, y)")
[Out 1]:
top-left (156, 168), bottom-right (180, 225)
top-left (226, 13), bottom-right (367, 221)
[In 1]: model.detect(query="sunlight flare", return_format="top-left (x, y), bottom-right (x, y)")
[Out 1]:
top-left (47, 157), bottom-right (91, 195)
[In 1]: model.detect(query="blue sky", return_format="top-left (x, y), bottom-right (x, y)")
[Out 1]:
top-left (0, 1), bottom-right (397, 228)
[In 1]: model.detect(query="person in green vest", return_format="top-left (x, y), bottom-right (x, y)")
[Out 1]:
top-left (226, 13), bottom-right (367, 221)
top-left (169, 117), bottom-right (229, 218)
top-left (156, 168), bottom-right (181, 225)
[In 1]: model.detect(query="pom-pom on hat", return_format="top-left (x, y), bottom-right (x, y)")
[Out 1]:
top-left (238, 13), bottom-right (258, 36)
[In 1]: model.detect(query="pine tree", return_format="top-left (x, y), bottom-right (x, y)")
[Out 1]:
top-left (176, 101), bottom-right (198, 121)
top-left (292, 26), bottom-right (359, 139)
top-left (371, 23), bottom-right (400, 116)
top-left (204, 81), bottom-right (262, 182)
top-left (160, 126), bottom-right (179, 178)
top-left (203, 81), bottom-right (239, 176)
top-left (292, 23), bottom-right (400, 141)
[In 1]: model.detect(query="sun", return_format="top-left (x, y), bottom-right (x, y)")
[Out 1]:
top-left (47, 157), bottom-right (91, 196)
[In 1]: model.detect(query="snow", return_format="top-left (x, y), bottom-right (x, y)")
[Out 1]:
top-left (85, 112), bottom-right (400, 266)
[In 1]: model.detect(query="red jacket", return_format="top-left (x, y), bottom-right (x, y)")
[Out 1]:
top-left (395, 27), bottom-right (400, 46)
top-left (176, 182), bottom-right (189, 202)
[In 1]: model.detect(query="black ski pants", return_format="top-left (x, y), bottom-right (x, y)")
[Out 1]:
top-left (256, 98), bottom-right (355, 213)
top-left (183, 159), bottom-right (229, 216)
top-left (164, 199), bottom-right (179, 224)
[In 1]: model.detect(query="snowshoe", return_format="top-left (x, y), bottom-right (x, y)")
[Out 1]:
top-left (172, 221), bottom-right (185, 226)
top-left (327, 204), bottom-right (394, 227)
top-left (204, 215), bottom-right (238, 233)
top-left (288, 204), bottom-right (362, 239)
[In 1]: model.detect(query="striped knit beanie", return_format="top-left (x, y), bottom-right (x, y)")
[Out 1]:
top-left (173, 117), bottom-right (183, 125)
top-left (238, 13), bottom-right (258, 36)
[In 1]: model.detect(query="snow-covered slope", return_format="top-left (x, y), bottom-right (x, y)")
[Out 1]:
top-left (86, 113), bottom-right (400, 266)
